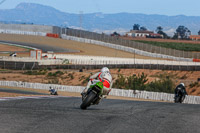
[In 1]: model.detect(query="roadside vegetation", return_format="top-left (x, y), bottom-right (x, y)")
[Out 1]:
top-left (134, 40), bottom-right (200, 52)
top-left (4, 68), bottom-right (200, 95)
top-left (23, 69), bottom-right (48, 75)
top-left (113, 72), bottom-right (175, 93)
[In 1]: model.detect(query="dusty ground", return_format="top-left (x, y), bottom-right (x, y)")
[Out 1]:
top-left (0, 69), bottom-right (200, 96)
top-left (0, 43), bottom-right (30, 57)
top-left (0, 34), bottom-right (164, 59)
top-left (0, 44), bottom-right (28, 52)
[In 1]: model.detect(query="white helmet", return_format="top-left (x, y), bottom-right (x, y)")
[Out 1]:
top-left (180, 83), bottom-right (185, 87)
top-left (101, 67), bottom-right (110, 73)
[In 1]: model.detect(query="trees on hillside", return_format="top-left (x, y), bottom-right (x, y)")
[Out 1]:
top-left (156, 26), bottom-right (169, 39)
top-left (133, 24), bottom-right (140, 30)
top-left (140, 26), bottom-right (147, 31)
top-left (133, 24), bottom-right (147, 31)
top-left (173, 25), bottom-right (191, 39)
top-left (198, 30), bottom-right (200, 35)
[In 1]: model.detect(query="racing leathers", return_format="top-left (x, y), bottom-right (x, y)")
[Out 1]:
top-left (82, 71), bottom-right (112, 97)
top-left (174, 84), bottom-right (187, 96)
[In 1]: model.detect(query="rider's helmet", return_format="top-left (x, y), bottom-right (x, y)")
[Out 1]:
top-left (180, 83), bottom-right (185, 87)
top-left (101, 67), bottom-right (110, 73)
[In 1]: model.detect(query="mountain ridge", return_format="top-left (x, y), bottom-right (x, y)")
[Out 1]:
top-left (0, 3), bottom-right (200, 35)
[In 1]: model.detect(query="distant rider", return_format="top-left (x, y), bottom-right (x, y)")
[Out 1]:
top-left (174, 83), bottom-right (187, 102)
top-left (81, 67), bottom-right (113, 99)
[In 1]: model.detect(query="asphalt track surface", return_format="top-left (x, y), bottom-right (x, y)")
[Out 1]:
top-left (0, 87), bottom-right (48, 95)
top-left (0, 40), bottom-right (79, 53)
top-left (0, 96), bottom-right (200, 133)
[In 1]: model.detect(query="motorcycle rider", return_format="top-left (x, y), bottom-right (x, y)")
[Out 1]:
top-left (81, 67), bottom-right (112, 99)
top-left (49, 86), bottom-right (58, 95)
top-left (174, 83), bottom-right (187, 103)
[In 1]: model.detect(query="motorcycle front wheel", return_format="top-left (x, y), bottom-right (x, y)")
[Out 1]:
top-left (174, 96), bottom-right (180, 103)
top-left (80, 91), bottom-right (96, 110)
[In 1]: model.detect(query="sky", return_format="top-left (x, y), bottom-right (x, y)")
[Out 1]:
top-left (0, 0), bottom-right (200, 16)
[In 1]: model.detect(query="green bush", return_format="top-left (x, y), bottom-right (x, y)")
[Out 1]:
top-left (113, 72), bottom-right (175, 93)
top-left (126, 73), bottom-right (148, 90)
top-left (145, 78), bottom-right (175, 93)
top-left (112, 74), bottom-right (126, 89)
top-left (113, 73), bottom-right (148, 90)
top-left (47, 71), bottom-right (64, 77)
top-left (82, 75), bottom-right (90, 84)
top-left (189, 82), bottom-right (199, 88)
top-left (68, 73), bottom-right (74, 79)
top-left (24, 69), bottom-right (47, 75)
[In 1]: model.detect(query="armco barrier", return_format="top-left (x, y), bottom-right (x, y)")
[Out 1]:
top-left (0, 80), bottom-right (200, 104)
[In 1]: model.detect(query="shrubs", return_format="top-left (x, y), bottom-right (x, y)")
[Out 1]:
top-left (189, 82), bottom-right (199, 88)
top-left (113, 73), bottom-right (148, 90)
top-left (145, 78), bottom-right (175, 93)
top-left (47, 71), bottom-right (64, 77)
top-left (113, 72), bottom-right (175, 93)
top-left (23, 69), bottom-right (47, 75)
top-left (82, 75), bottom-right (90, 84)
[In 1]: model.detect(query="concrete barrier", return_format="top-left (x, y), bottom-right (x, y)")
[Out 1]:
top-left (0, 80), bottom-right (200, 104)
top-left (43, 53), bottom-right (200, 66)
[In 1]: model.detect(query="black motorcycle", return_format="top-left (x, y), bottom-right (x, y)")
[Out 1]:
top-left (174, 89), bottom-right (185, 103)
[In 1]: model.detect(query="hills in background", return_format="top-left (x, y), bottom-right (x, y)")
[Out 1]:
top-left (1, 3), bottom-right (200, 36)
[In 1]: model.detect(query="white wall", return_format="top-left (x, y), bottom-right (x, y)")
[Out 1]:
top-left (0, 80), bottom-right (200, 104)
top-left (43, 53), bottom-right (200, 66)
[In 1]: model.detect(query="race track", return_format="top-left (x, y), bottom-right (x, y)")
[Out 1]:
top-left (0, 87), bottom-right (48, 95)
top-left (0, 96), bottom-right (199, 133)
top-left (0, 40), bottom-right (79, 53)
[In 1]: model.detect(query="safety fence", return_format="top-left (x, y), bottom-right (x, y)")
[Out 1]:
top-left (62, 28), bottom-right (200, 59)
top-left (1, 60), bottom-right (200, 71)
top-left (0, 29), bottom-right (46, 36)
top-left (2, 53), bottom-right (200, 67)
top-left (61, 35), bottom-right (193, 62)
top-left (44, 53), bottom-right (200, 66)
top-left (0, 56), bottom-right (64, 65)
top-left (0, 80), bottom-right (200, 104)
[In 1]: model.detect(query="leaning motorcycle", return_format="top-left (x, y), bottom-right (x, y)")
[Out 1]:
top-left (49, 88), bottom-right (58, 95)
top-left (80, 81), bottom-right (104, 109)
top-left (174, 89), bottom-right (185, 103)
